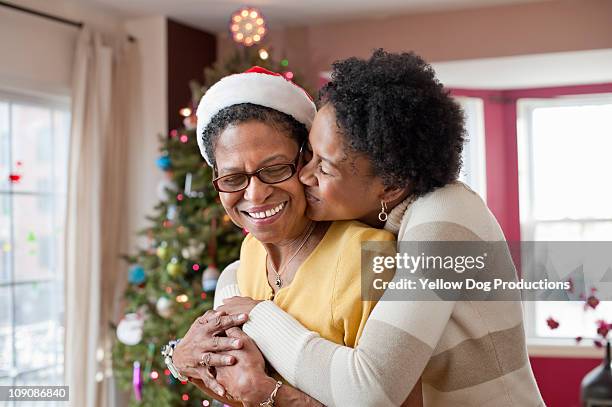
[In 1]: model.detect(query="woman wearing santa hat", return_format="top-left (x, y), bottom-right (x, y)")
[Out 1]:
top-left (168, 66), bottom-right (399, 405)
top-left (175, 50), bottom-right (542, 406)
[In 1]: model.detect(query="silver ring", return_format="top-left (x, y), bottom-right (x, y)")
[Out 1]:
top-left (199, 353), bottom-right (211, 367)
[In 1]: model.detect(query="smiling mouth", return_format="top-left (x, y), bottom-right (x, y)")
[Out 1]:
top-left (243, 202), bottom-right (287, 220)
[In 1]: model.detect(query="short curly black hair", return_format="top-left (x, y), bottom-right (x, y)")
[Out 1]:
top-left (318, 49), bottom-right (465, 197)
top-left (201, 103), bottom-right (308, 168)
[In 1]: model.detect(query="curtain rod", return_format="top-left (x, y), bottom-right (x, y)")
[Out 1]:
top-left (0, 0), bottom-right (136, 42)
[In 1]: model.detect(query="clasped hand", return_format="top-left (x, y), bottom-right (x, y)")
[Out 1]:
top-left (173, 296), bottom-right (267, 404)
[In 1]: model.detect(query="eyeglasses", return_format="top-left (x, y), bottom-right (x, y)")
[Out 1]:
top-left (212, 143), bottom-right (305, 193)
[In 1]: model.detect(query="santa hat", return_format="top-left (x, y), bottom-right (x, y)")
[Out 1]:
top-left (196, 66), bottom-right (316, 165)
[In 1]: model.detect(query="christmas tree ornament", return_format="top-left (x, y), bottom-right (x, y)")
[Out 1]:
top-left (157, 178), bottom-right (177, 201)
top-left (128, 265), bottom-right (146, 285)
top-left (230, 7), bottom-right (267, 46)
top-left (156, 154), bottom-right (172, 171)
top-left (181, 239), bottom-right (205, 260)
top-left (8, 173), bottom-right (21, 184)
top-left (156, 296), bottom-right (173, 319)
top-left (202, 265), bottom-right (220, 292)
top-left (166, 205), bottom-right (177, 220)
top-left (156, 242), bottom-right (170, 260)
top-left (132, 361), bottom-right (143, 401)
top-left (116, 313), bottom-right (144, 345)
top-left (180, 134), bottom-right (189, 143)
top-left (166, 257), bottom-right (183, 277)
top-left (183, 115), bottom-right (196, 130)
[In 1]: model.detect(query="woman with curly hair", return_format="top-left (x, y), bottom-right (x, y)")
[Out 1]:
top-left (176, 50), bottom-right (544, 406)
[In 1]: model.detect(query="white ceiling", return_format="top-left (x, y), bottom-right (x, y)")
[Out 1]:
top-left (82, 0), bottom-right (551, 33)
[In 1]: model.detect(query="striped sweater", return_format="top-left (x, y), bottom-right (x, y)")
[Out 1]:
top-left (214, 182), bottom-right (544, 406)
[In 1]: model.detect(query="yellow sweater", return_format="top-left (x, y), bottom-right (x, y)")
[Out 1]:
top-left (237, 220), bottom-right (395, 347)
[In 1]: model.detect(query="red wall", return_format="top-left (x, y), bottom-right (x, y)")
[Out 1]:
top-left (530, 356), bottom-right (601, 407)
top-left (452, 83), bottom-right (612, 407)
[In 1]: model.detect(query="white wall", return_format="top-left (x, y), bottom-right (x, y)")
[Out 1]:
top-left (0, 0), bottom-right (122, 94)
top-left (0, 0), bottom-right (168, 253)
top-left (123, 16), bottom-right (168, 250)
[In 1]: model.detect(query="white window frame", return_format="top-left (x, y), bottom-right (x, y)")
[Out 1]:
top-left (0, 87), bottom-right (70, 387)
top-left (454, 96), bottom-right (487, 200)
top-left (517, 93), bottom-right (612, 357)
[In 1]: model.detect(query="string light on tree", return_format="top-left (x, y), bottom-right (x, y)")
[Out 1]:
top-left (179, 107), bottom-right (192, 117)
top-left (258, 48), bottom-right (269, 60)
top-left (230, 7), bottom-right (267, 46)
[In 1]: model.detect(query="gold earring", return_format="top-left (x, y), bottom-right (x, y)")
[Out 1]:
top-left (378, 200), bottom-right (388, 222)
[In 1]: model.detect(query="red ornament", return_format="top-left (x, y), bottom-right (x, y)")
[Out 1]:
top-left (200, 292), bottom-right (207, 300)
top-left (8, 174), bottom-right (21, 183)
top-left (546, 317), bottom-right (560, 330)
top-left (164, 369), bottom-right (171, 376)
top-left (180, 134), bottom-right (189, 143)
top-left (182, 394), bottom-right (189, 401)
top-left (177, 193), bottom-right (184, 201)
top-left (170, 129), bottom-right (178, 138)
top-left (192, 264), bottom-right (200, 271)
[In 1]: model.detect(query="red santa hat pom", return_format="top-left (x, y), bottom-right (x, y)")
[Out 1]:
top-left (196, 66), bottom-right (316, 166)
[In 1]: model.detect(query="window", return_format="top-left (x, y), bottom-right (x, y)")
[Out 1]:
top-left (0, 90), bottom-right (70, 394)
top-left (455, 96), bottom-right (487, 200)
top-left (517, 94), bottom-right (612, 341)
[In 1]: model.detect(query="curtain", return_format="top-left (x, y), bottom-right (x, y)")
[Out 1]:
top-left (64, 27), bottom-right (139, 407)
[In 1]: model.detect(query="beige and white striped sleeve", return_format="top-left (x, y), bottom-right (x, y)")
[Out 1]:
top-left (213, 260), bottom-right (242, 310)
top-left (244, 294), bottom-right (454, 406)
top-left (242, 221), bottom-right (481, 406)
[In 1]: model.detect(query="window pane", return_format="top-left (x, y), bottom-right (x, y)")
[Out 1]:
top-left (0, 101), bottom-right (9, 191)
top-left (0, 285), bottom-right (12, 375)
top-left (534, 221), bottom-right (612, 241)
top-left (15, 365), bottom-right (63, 386)
top-left (52, 110), bottom-right (70, 198)
top-left (14, 281), bottom-right (62, 371)
top-left (0, 194), bottom-right (10, 283)
top-left (12, 195), bottom-right (54, 282)
top-left (536, 301), bottom-right (612, 339)
top-left (455, 97), bottom-right (487, 200)
top-left (531, 103), bottom-right (612, 220)
top-left (10, 103), bottom-right (54, 194)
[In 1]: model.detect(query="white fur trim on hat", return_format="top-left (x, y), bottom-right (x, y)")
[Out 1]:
top-left (196, 71), bottom-right (316, 165)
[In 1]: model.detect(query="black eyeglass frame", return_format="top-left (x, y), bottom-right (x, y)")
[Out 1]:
top-left (212, 142), bottom-right (306, 193)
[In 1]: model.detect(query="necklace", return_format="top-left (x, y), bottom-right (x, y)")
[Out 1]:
top-left (267, 221), bottom-right (316, 289)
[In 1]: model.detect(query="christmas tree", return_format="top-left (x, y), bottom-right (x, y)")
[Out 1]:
top-left (111, 46), bottom-right (308, 406)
